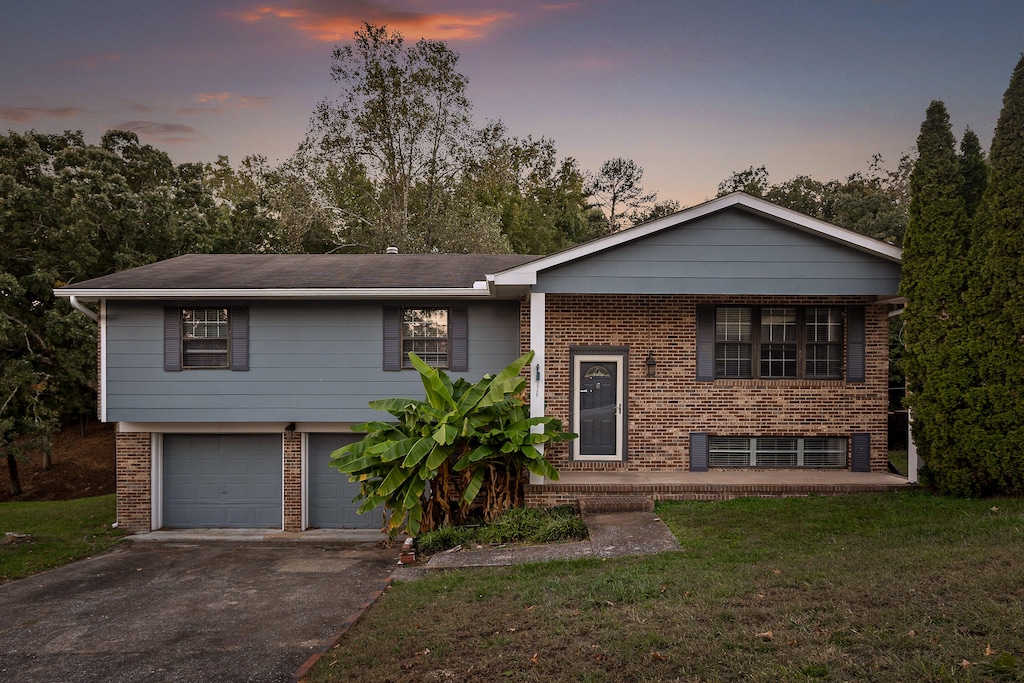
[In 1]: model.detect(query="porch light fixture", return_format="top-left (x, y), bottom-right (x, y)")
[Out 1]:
top-left (284, 422), bottom-right (296, 437)
top-left (645, 351), bottom-right (657, 378)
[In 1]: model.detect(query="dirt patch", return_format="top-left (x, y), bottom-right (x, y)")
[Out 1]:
top-left (0, 421), bottom-right (116, 503)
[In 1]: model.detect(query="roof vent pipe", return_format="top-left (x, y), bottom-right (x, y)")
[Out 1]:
top-left (385, 246), bottom-right (399, 254)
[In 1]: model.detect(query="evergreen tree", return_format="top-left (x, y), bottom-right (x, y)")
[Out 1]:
top-left (899, 101), bottom-right (974, 494)
top-left (958, 128), bottom-right (988, 219)
top-left (963, 54), bottom-right (1024, 495)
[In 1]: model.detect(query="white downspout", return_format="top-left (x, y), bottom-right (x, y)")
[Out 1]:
top-left (907, 411), bottom-right (918, 484)
top-left (69, 295), bottom-right (99, 322)
top-left (888, 304), bottom-right (917, 483)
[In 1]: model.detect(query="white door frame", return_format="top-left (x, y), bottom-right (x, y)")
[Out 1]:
top-left (571, 352), bottom-right (626, 461)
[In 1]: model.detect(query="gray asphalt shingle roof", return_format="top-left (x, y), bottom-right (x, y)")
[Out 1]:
top-left (60, 253), bottom-right (540, 291)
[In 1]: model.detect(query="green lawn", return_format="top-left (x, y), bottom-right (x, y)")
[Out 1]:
top-left (310, 492), bottom-right (1024, 682)
top-left (889, 450), bottom-right (909, 476)
top-left (0, 494), bottom-right (125, 582)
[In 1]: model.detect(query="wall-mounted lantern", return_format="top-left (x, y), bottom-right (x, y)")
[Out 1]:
top-left (285, 422), bottom-right (296, 438)
top-left (645, 351), bottom-right (658, 378)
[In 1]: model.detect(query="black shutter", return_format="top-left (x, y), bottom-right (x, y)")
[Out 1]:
top-left (383, 306), bottom-right (401, 371)
top-left (846, 306), bottom-right (866, 383)
top-left (163, 307), bottom-right (181, 372)
top-left (851, 433), bottom-right (871, 472)
top-left (690, 432), bottom-right (709, 472)
top-left (449, 307), bottom-right (468, 372)
top-left (696, 305), bottom-right (715, 381)
top-left (230, 306), bottom-right (249, 371)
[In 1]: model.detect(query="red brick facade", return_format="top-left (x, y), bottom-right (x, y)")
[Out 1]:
top-left (283, 432), bottom-right (302, 532)
top-left (526, 294), bottom-right (889, 473)
top-left (115, 431), bottom-right (152, 533)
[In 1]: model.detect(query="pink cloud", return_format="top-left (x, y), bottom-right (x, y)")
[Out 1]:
top-left (239, 1), bottom-right (512, 41)
top-left (181, 93), bottom-right (277, 114)
top-left (115, 120), bottom-right (198, 145)
top-left (0, 106), bottom-right (84, 122)
top-left (195, 92), bottom-right (234, 104)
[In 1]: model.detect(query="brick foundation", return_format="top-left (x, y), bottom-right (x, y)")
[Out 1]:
top-left (525, 294), bottom-right (890, 474)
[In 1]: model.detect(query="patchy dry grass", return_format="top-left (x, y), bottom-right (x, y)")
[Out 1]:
top-left (309, 491), bottom-right (1024, 682)
top-left (416, 506), bottom-right (588, 555)
top-left (0, 494), bottom-right (124, 582)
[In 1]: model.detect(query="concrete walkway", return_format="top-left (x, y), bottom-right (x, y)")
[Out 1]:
top-left (394, 510), bottom-right (680, 580)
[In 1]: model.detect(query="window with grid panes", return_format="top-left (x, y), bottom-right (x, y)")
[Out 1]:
top-left (401, 308), bottom-right (449, 368)
top-left (709, 436), bottom-right (846, 468)
top-left (714, 306), bottom-right (843, 379)
top-left (181, 308), bottom-right (230, 368)
top-left (804, 307), bottom-right (843, 378)
top-left (714, 307), bottom-right (752, 378)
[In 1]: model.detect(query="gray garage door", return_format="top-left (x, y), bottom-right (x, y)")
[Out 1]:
top-left (308, 433), bottom-right (385, 529)
top-left (163, 434), bottom-right (282, 528)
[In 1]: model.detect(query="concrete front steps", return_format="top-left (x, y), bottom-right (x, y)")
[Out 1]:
top-left (578, 496), bottom-right (655, 513)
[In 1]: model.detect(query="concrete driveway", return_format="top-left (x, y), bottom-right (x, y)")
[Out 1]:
top-left (0, 537), bottom-right (396, 682)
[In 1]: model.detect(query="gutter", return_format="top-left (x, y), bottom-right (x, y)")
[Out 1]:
top-left (68, 295), bottom-right (99, 321)
top-left (54, 285), bottom-right (494, 301)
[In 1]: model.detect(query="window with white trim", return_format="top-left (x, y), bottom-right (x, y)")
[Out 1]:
top-left (401, 307), bottom-right (449, 369)
top-left (709, 436), bottom-right (847, 468)
top-left (714, 306), bottom-right (843, 379)
top-left (182, 307), bottom-right (230, 369)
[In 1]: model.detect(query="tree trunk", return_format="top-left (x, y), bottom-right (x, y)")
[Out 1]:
top-left (6, 452), bottom-right (23, 496)
top-left (42, 447), bottom-right (52, 470)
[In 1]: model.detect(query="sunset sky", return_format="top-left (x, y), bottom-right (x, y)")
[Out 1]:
top-left (2, 0), bottom-right (1021, 206)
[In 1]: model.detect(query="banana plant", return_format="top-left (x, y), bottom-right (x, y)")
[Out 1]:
top-left (329, 350), bottom-right (574, 537)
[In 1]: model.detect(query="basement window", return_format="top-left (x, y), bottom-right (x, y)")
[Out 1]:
top-left (708, 436), bottom-right (847, 468)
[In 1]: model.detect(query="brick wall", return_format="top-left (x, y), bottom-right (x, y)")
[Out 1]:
top-left (283, 431), bottom-right (302, 532)
top-left (525, 294), bottom-right (890, 473)
top-left (115, 431), bottom-right (152, 533)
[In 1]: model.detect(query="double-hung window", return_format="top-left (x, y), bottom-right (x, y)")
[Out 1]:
top-left (383, 306), bottom-right (468, 372)
top-left (163, 306), bottom-right (248, 372)
top-left (401, 308), bottom-right (449, 369)
top-left (181, 308), bottom-right (230, 368)
top-left (714, 306), bottom-right (843, 379)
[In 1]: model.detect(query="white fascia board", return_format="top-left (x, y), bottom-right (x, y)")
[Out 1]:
top-left (54, 287), bottom-right (492, 301)
top-left (118, 422), bottom-right (295, 434)
top-left (489, 193), bottom-right (902, 285)
top-left (120, 421), bottom-right (366, 434)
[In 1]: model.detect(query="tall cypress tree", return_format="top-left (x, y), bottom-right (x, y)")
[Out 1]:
top-left (958, 128), bottom-right (988, 220)
top-left (899, 100), bottom-right (973, 493)
top-left (964, 54), bottom-right (1024, 495)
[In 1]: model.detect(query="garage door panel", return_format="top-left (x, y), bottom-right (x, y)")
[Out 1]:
top-left (307, 433), bottom-right (384, 529)
top-left (163, 434), bottom-right (282, 529)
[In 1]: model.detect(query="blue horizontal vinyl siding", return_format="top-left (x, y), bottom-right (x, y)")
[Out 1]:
top-left (105, 299), bottom-right (521, 423)
top-left (533, 209), bottom-right (901, 295)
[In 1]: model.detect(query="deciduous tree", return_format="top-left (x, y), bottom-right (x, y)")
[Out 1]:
top-left (306, 23), bottom-right (509, 253)
top-left (586, 157), bottom-right (657, 233)
top-left (0, 130), bottom-right (228, 494)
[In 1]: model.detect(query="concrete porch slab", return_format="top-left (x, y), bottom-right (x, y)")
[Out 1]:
top-left (551, 470), bottom-right (910, 486)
